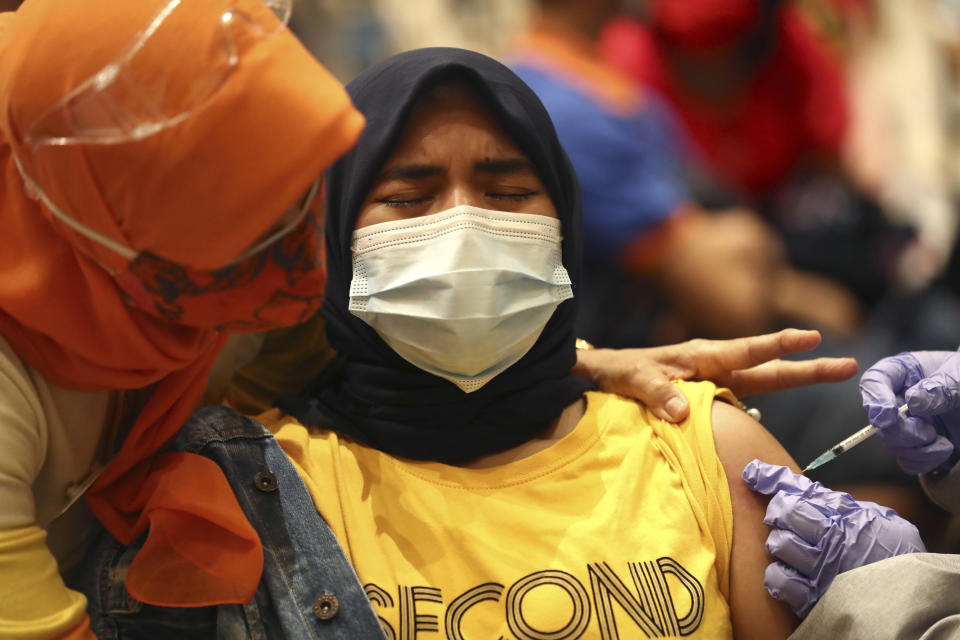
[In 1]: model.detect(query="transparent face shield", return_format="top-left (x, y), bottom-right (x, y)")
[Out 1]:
top-left (11, 0), bottom-right (318, 266)
top-left (26, 0), bottom-right (293, 146)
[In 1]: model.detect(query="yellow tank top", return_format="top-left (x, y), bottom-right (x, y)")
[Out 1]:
top-left (268, 381), bottom-right (735, 639)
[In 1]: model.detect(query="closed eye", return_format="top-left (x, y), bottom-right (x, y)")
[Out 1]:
top-left (376, 195), bottom-right (434, 208)
top-left (487, 191), bottom-right (539, 201)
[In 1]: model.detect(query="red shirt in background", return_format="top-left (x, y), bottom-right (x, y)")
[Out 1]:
top-left (600, 3), bottom-right (849, 197)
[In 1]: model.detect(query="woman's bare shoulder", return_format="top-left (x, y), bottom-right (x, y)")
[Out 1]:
top-left (710, 399), bottom-right (799, 640)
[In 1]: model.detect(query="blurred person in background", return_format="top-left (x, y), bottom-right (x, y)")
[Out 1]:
top-left (836, 0), bottom-right (960, 362)
top-left (600, 0), bottom-right (960, 320)
top-left (508, 0), bottom-right (941, 530)
top-left (511, 0), bottom-right (863, 351)
top-left (840, 0), bottom-right (960, 290)
top-left (601, 0), bottom-right (849, 200)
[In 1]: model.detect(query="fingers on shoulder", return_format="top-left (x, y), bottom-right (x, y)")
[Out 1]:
top-left (635, 371), bottom-right (690, 422)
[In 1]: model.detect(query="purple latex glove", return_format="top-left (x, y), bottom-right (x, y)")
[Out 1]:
top-left (743, 460), bottom-right (925, 618)
top-left (860, 351), bottom-right (960, 474)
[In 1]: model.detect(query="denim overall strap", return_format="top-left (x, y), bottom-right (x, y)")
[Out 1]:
top-left (76, 406), bottom-right (387, 640)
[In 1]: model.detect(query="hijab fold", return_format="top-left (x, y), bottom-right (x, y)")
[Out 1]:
top-left (287, 48), bottom-right (592, 462)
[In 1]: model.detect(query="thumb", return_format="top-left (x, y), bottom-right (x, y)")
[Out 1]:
top-left (743, 459), bottom-right (815, 496)
top-left (637, 373), bottom-right (690, 423)
top-left (906, 368), bottom-right (960, 417)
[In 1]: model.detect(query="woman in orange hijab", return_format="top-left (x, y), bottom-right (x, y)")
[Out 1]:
top-left (0, 0), bottom-right (363, 637)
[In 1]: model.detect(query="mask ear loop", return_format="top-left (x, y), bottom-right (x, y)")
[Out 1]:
top-left (227, 176), bottom-right (322, 264)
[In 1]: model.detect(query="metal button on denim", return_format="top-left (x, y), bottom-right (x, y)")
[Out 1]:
top-left (254, 470), bottom-right (278, 492)
top-left (312, 594), bottom-right (339, 620)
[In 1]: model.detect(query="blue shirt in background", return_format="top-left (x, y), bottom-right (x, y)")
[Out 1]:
top-left (512, 62), bottom-right (689, 263)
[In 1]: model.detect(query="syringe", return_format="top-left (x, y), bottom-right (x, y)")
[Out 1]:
top-left (802, 404), bottom-right (909, 473)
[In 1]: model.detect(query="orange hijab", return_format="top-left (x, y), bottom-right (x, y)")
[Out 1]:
top-left (0, 0), bottom-right (362, 605)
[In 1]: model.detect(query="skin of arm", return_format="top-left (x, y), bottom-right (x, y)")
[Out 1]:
top-left (649, 209), bottom-right (863, 340)
top-left (651, 208), bottom-right (783, 340)
top-left (711, 399), bottom-right (799, 640)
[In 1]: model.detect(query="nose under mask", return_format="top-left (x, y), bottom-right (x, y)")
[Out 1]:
top-left (348, 204), bottom-right (573, 392)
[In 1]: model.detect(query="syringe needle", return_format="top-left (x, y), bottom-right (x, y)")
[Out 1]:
top-left (802, 450), bottom-right (837, 473)
top-left (801, 404), bottom-right (909, 474)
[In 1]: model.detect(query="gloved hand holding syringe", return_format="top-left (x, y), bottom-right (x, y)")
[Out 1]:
top-left (802, 404), bottom-right (909, 473)
top-left (741, 351), bottom-right (960, 619)
top-left (860, 351), bottom-right (960, 475)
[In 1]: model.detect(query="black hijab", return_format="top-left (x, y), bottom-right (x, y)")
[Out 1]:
top-left (287, 47), bottom-right (592, 462)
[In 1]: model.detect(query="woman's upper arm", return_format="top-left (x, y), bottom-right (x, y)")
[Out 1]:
top-left (710, 399), bottom-right (798, 640)
top-left (0, 346), bottom-right (47, 528)
top-left (0, 348), bottom-right (89, 637)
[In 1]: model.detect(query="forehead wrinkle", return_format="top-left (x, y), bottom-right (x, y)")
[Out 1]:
top-left (404, 95), bottom-right (520, 150)
top-left (374, 95), bottom-right (532, 189)
top-left (473, 157), bottom-right (536, 176)
top-left (376, 164), bottom-right (445, 183)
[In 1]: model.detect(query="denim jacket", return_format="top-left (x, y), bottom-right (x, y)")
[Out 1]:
top-left (72, 406), bottom-right (387, 639)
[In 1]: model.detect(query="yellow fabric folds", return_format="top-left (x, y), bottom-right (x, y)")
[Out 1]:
top-left (268, 381), bottom-right (735, 639)
top-left (0, 526), bottom-right (88, 639)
